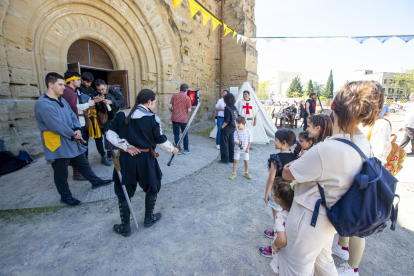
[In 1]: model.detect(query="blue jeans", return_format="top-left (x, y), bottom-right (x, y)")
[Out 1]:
top-left (172, 121), bottom-right (189, 150)
top-left (216, 117), bottom-right (224, 145)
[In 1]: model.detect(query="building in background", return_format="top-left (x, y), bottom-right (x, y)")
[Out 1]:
top-left (270, 71), bottom-right (306, 98)
top-left (0, 0), bottom-right (257, 156)
top-left (353, 70), bottom-right (408, 101)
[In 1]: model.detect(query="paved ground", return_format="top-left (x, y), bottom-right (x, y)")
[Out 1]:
top-left (0, 112), bottom-right (413, 275)
top-left (0, 133), bottom-right (219, 210)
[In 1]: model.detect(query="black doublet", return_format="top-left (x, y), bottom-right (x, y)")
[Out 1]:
top-left (108, 108), bottom-right (168, 195)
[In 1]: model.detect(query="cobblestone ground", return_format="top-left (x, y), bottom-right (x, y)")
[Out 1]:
top-left (1, 113), bottom-right (413, 276)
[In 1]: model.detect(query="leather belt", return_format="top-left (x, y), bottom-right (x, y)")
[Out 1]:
top-left (246, 118), bottom-right (254, 120)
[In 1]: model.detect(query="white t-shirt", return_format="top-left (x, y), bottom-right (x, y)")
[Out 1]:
top-left (275, 210), bottom-right (288, 233)
top-left (216, 98), bottom-right (226, 117)
top-left (289, 133), bottom-right (371, 215)
top-left (234, 129), bottom-right (253, 153)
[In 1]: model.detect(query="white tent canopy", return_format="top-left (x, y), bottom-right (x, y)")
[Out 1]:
top-left (209, 82), bottom-right (277, 143)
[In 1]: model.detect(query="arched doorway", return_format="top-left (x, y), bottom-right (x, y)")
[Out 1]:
top-left (67, 39), bottom-right (130, 107)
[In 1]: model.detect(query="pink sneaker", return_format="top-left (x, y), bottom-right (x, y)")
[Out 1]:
top-left (264, 230), bottom-right (275, 239)
top-left (259, 246), bottom-right (272, 258)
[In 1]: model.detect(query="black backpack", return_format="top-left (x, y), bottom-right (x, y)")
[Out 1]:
top-left (311, 138), bottom-right (399, 238)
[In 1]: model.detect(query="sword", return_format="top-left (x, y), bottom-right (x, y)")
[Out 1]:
top-left (108, 143), bottom-right (139, 231)
top-left (316, 94), bottom-right (324, 113)
top-left (234, 120), bottom-right (243, 150)
top-left (167, 102), bottom-right (201, 166)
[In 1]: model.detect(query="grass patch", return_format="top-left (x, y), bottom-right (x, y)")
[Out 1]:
top-left (0, 206), bottom-right (65, 221)
top-left (196, 126), bottom-right (214, 137)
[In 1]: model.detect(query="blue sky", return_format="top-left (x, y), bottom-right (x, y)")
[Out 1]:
top-left (255, 0), bottom-right (414, 90)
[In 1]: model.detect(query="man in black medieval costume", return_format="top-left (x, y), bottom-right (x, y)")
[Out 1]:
top-left (106, 89), bottom-right (179, 236)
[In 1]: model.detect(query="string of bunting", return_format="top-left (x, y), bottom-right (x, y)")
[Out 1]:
top-left (174, 0), bottom-right (248, 43)
top-left (174, 0), bottom-right (413, 45)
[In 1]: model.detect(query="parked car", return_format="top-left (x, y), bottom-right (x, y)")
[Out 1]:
top-left (389, 106), bottom-right (399, 113)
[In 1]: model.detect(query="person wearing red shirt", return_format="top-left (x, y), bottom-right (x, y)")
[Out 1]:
top-left (169, 84), bottom-right (192, 154)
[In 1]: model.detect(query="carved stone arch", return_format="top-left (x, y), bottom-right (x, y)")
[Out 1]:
top-left (26, 0), bottom-right (182, 97)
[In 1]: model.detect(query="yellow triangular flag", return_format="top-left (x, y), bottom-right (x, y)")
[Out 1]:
top-left (202, 9), bottom-right (211, 26)
top-left (233, 32), bottom-right (237, 38)
top-left (211, 17), bottom-right (222, 31)
top-left (224, 25), bottom-right (233, 37)
top-left (174, 0), bottom-right (183, 8)
top-left (188, 0), bottom-right (201, 18)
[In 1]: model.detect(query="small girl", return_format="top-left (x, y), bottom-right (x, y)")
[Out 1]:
top-left (293, 131), bottom-right (314, 158)
top-left (260, 129), bottom-right (296, 258)
top-left (306, 114), bottom-right (333, 143)
top-left (269, 178), bottom-right (294, 274)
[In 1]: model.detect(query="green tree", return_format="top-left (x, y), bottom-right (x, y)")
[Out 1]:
top-left (313, 81), bottom-right (325, 96)
top-left (391, 69), bottom-right (414, 97)
top-left (324, 69), bottom-right (334, 98)
top-left (286, 76), bottom-right (303, 98)
top-left (304, 79), bottom-right (314, 96)
top-left (258, 80), bottom-right (272, 100)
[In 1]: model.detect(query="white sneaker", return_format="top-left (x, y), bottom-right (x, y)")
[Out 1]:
top-left (332, 243), bottom-right (349, 260)
top-left (337, 263), bottom-right (359, 276)
top-left (216, 145), bottom-right (220, 150)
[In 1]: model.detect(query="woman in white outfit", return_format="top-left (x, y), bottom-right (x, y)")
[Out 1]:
top-left (281, 81), bottom-right (384, 276)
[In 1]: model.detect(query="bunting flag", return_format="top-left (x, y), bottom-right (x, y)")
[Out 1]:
top-left (174, 0), bottom-right (183, 8)
top-left (223, 24), bottom-right (233, 37)
top-left (233, 32), bottom-right (237, 38)
top-left (211, 16), bottom-right (222, 32)
top-left (188, 0), bottom-right (201, 18)
top-left (398, 36), bottom-right (414, 43)
top-left (202, 9), bottom-right (211, 26)
top-left (352, 37), bottom-right (371, 44)
top-left (237, 34), bottom-right (242, 44)
top-left (373, 36), bottom-right (392, 43)
top-left (241, 36), bottom-right (248, 43)
top-left (241, 35), bottom-right (414, 44)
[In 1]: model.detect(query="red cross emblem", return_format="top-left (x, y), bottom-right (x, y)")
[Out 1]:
top-left (283, 222), bottom-right (286, 227)
top-left (243, 102), bottom-right (253, 114)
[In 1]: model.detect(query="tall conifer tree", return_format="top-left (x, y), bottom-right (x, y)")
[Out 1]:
top-left (324, 69), bottom-right (334, 98)
top-left (306, 80), bottom-right (314, 96)
top-left (286, 76), bottom-right (303, 97)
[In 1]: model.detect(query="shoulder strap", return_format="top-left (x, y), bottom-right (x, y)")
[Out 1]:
top-left (121, 109), bottom-right (132, 117)
top-left (367, 117), bottom-right (392, 140)
top-left (335, 138), bottom-right (368, 160)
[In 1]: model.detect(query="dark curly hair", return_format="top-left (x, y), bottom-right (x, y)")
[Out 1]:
top-left (224, 93), bottom-right (236, 105)
top-left (272, 177), bottom-right (294, 211)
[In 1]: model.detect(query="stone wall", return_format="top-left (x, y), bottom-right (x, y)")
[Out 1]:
top-left (0, 0), bottom-right (257, 156)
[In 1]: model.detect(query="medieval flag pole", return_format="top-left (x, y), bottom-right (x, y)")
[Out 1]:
top-left (168, 102), bottom-right (201, 166)
top-left (108, 143), bottom-right (139, 231)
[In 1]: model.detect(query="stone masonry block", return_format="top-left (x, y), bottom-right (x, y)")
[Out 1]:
top-left (0, 45), bottom-right (7, 67)
top-left (5, 46), bottom-right (35, 70)
top-left (0, 66), bottom-right (9, 83)
top-left (10, 85), bottom-right (40, 98)
top-left (9, 68), bottom-right (37, 85)
top-left (0, 83), bottom-right (11, 97)
top-left (9, 99), bottom-right (35, 120)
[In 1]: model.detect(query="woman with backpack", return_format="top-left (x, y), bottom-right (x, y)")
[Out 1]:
top-left (280, 81), bottom-right (384, 276)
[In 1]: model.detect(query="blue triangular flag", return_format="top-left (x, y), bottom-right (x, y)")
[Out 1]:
top-left (397, 36), bottom-right (414, 43)
top-left (351, 37), bottom-right (370, 44)
top-left (373, 36), bottom-right (392, 43)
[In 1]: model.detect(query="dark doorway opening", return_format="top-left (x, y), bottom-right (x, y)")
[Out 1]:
top-left (67, 39), bottom-right (131, 107)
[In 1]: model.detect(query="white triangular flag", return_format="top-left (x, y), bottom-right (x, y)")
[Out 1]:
top-left (277, 38), bottom-right (286, 42)
top-left (332, 37), bottom-right (347, 44)
top-left (313, 37), bottom-right (326, 44)
top-left (249, 38), bottom-right (259, 42)
top-left (237, 34), bottom-right (242, 44)
top-left (264, 38), bottom-right (275, 43)
top-left (241, 36), bottom-right (248, 43)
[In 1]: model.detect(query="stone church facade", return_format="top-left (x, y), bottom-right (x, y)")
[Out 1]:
top-left (0, 0), bottom-right (257, 156)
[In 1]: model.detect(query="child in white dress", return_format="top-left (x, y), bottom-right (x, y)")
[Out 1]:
top-left (269, 178), bottom-right (294, 274)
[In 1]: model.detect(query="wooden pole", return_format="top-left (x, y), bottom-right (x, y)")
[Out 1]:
top-left (219, 0), bottom-right (223, 99)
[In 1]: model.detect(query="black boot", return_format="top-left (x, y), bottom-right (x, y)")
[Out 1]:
top-left (144, 193), bottom-right (162, 228)
top-left (113, 198), bottom-right (131, 237)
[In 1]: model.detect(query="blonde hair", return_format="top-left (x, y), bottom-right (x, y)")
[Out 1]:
top-left (333, 81), bottom-right (384, 139)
